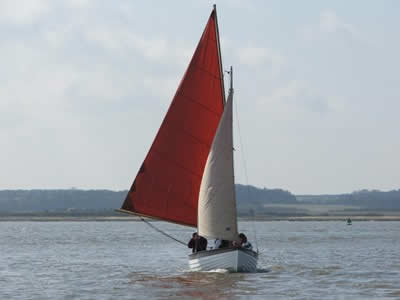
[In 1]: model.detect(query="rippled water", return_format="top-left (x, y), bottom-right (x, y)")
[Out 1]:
top-left (1, 221), bottom-right (399, 299)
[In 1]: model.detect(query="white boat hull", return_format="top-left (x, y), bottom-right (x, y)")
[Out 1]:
top-left (188, 248), bottom-right (258, 272)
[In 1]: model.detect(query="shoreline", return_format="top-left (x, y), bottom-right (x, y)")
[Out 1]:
top-left (2, 215), bottom-right (400, 222)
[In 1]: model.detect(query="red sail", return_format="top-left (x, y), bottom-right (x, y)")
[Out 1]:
top-left (121, 9), bottom-right (225, 227)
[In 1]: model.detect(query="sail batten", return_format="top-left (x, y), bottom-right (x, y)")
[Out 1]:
top-left (121, 9), bottom-right (225, 226)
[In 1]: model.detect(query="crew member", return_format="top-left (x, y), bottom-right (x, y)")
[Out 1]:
top-left (188, 232), bottom-right (207, 253)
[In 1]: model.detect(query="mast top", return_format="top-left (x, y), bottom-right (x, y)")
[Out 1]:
top-left (229, 66), bottom-right (233, 91)
top-left (226, 66), bottom-right (233, 92)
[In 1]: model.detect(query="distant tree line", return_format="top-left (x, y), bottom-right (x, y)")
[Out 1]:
top-left (297, 189), bottom-right (400, 210)
top-left (0, 185), bottom-right (297, 214)
top-left (1, 186), bottom-right (399, 215)
top-left (0, 189), bottom-right (126, 212)
top-left (235, 184), bottom-right (297, 215)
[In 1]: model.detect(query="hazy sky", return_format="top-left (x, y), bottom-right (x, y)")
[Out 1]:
top-left (1, 0), bottom-right (399, 194)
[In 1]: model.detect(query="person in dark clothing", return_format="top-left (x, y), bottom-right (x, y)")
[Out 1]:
top-left (188, 232), bottom-right (208, 253)
top-left (238, 233), bottom-right (253, 250)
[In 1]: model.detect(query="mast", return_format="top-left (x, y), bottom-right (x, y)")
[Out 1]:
top-left (213, 4), bottom-right (226, 104)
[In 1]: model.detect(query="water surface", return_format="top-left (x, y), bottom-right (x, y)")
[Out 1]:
top-left (1, 221), bottom-right (399, 299)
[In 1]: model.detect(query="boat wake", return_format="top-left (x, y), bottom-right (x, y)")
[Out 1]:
top-left (204, 268), bottom-right (230, 273)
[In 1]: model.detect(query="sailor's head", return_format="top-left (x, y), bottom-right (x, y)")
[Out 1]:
top-left (239, 233), bottom-right (247, 243)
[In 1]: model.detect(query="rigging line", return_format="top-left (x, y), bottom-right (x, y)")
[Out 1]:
top-left (233, 93), bottom-right (259, 253)
top-left (139, 217), bottom-right (187, 246)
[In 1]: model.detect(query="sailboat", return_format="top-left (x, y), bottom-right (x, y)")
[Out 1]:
top-left (118, 5), bottom-right (258, 272)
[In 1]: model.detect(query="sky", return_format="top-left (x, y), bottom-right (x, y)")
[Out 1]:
top-left (1, 0), bottom-right (399, 194)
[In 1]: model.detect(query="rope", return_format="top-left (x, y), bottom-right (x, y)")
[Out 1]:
top-left (233, 93), bottom-right (259, 253)
top-left (140, 217), bottom-right (187, 246)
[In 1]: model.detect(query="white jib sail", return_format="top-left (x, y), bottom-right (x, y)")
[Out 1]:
top-left (198, 88), bottom-right (238, 241)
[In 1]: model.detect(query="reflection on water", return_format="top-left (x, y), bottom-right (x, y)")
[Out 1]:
top-left (128, 268), bottom-right (272, 299)
top-left (1, 221), bottom-right (400, 299)
top-left (130, 272), bottom-right (242, 299)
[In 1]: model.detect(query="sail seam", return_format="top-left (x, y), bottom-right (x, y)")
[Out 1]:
top-left (152, 148), bottom-right (204, 178)
top-left (178, 92), bottom-right (222, 116)
top-left (192, 64), bottom-right (223, 81)
top-left (176, 126), bottom-right (213, 148)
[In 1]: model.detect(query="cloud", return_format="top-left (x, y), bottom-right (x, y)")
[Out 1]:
top-left (0, 0), bottom-right (50, 25)
top-left (67, 0), bottom-right (92, 9)
top-left (1, 1), bottom-right (398, 193)
top-left (80, 24), bottom-right (193, 100)
top-left (259, 80), bottom-right (332, 115)
top-left (236, 46), bottom-right (286, 69)
top-left (82, 22), bottom-right (193, 66)
top-left (300, 9), bottom-right (365, 44)
top-left (319, 10), bottom-right (358, 36)
top-left (143, 76), bottom-right (181, 100)
top-left (0, 1), bottom-right (193, 113)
